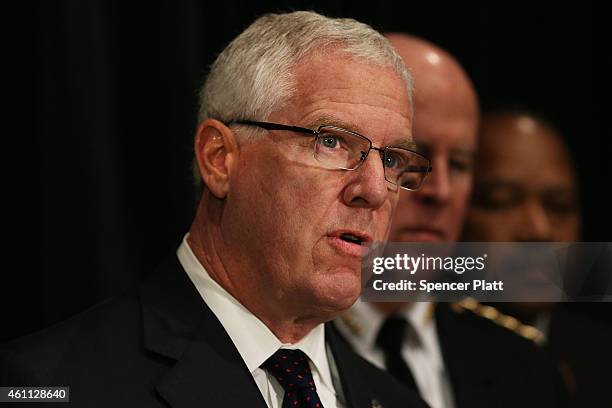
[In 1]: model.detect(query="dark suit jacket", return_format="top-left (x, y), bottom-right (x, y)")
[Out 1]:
top-left (545, 307), bottom-right (612, 408)
top-left (1, 256), bottom-right (427, 408)
top-left (434, 303), bottom-right (562, 408)
top-left (335, 303), bottom-right (563, 408)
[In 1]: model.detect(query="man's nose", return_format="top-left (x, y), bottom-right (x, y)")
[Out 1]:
top-left (414, 157), bottom-right (451, 205)
top-left (516, 199), bottom-right (554, 242)
top-left (341, 151), bottom-right (389, 209)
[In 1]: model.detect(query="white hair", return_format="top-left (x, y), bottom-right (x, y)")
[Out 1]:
top-left (198, 11), bottom-right (413, 124)
top-left (194, 11), bottom-right (413, 195)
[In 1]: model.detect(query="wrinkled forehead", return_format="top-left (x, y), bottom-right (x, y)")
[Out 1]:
top-left (284, 51), bottom-right (413, 146)
top-left (295, 50), bottom-right (411, 109)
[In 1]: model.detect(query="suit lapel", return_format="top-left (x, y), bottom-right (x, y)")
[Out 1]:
top-left (326, 323), bottom-right (378, 408)
top-left (139, 256), bottom-right (267, 408)
top-left (435, 303), bottom-right (501, 408)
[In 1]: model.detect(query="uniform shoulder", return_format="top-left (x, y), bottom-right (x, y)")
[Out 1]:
top-left (442, 298), bottom-right (545, 346)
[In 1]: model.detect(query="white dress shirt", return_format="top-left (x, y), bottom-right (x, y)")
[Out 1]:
top-left (177, 235), bottom-right (342, 408)
top-left (334, 300), bottom-right (455, 408)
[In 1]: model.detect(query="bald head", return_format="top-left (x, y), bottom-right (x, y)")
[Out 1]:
top-left (463, 111), bottom-right (581, 242)
top-left (386, 34), bottom-right (479, 127)
top-left (385, 33), bottom-right (480, 243)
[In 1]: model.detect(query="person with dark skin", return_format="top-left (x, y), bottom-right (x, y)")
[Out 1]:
top-left (463, 109), bottom-right (612, 407)
top-left (464, 111), bottom-right (580, 244)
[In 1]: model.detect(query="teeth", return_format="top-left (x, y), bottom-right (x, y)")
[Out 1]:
top-left (340, 233), bottom-right (362, 244)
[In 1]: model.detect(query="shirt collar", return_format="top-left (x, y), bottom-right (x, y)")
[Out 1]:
top-left (176, 235), bottom-right (335, 390)
top-left (336, 299), bottom-right (387, 351)
top-left (405, 302), bottom-right (445, 371)
top-left (337, 300), bottom-right (443, 367)
top-left (405, 301), bottom-right (436, 337)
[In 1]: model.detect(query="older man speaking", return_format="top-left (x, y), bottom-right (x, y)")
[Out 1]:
top-left (1, 11), bottom-right (430, 408)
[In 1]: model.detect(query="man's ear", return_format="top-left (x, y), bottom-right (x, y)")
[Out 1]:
top-left (194, 119), bottom-right (239, 199)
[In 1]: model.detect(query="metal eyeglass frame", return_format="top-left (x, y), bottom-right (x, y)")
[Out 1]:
top-left (225, 119), bottom-right (433, 191)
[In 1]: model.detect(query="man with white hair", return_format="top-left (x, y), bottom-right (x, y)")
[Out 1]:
top-left (1, 12), bottom-right (430, 408)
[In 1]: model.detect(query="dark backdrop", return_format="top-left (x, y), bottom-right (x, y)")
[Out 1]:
top-left (4, 0), bottom-right (610, 341)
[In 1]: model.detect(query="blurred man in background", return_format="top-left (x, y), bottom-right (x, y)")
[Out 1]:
top-left (463, 109), bottom-right (612, 407)
top-left (463, 110), bottom-right (580, 243)
top-left (335, 34), bottom-right (561, 408)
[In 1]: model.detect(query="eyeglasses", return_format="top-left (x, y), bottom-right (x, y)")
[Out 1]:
top-left (226, 120), bottom-right (432, 191)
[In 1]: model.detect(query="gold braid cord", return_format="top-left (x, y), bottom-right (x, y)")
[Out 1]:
top-left (450, 298), bottom-right (545, 345)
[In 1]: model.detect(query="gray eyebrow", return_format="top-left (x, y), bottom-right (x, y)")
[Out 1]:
top-left (307, 114), bottom-right (415, 149)
top-left (391, 138), bottom-right (418, 151)
top-left (306, 114), bottom-right (361, 133)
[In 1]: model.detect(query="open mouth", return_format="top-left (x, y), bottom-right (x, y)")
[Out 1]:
top-left (327, 230), bottom-right (372, 257)
top-left (339, 233), bottom-right (365, 245)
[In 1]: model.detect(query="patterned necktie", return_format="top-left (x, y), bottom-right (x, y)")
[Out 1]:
top-left (261, 349), bottom-right (325, 408)
top-left (375, 315), bottom-right (418, 391)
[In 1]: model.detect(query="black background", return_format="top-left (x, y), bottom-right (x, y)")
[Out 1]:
top-left (4, 1), bottom-right (610, 341)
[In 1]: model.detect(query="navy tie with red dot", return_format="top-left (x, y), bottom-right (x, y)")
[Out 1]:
top-left (261, 349), bottom-right (325, 408)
